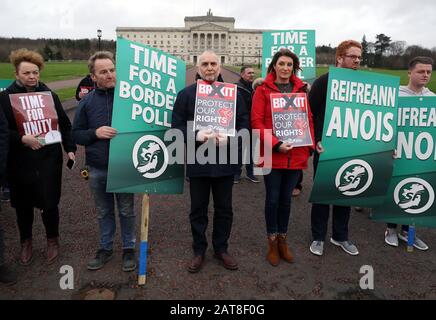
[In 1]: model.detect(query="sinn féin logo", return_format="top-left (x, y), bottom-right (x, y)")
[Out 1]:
top-left (393, 178), bottom-right (434, 214)
top-left (335, 160), bottom-right (373, 196)
top-left (132, 135), bottom-right (168, 179)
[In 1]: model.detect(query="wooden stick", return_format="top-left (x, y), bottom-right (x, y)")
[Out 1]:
top-left (138, 194), bottom-right (150, 285)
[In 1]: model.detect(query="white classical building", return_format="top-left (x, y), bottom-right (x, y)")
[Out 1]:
top-left (116, 11), bottom-right (263, 65)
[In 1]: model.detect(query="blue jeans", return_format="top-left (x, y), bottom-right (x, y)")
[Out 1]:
top-left (89, 167), bottom-right (136, 251)
top-left (263, 169), bottom-right (300, 235)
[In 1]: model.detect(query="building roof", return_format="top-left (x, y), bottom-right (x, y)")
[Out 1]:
top-left (184, 15), bottom-right (235, 23)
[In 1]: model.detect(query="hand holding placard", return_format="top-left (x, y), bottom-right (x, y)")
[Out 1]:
top-left (279, 142), bottom-right (293, 154)
top-left (22, 134), bottom-right (43, 150)
top-left (96, 126), bottom-right (117, 140)
top-left (196, 129), bottom-right (216, 143)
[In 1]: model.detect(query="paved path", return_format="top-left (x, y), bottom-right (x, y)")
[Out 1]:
top-left (185, 66), bottom-right (240, 85)
top-left (46, 78), bottom-right (82, 91)
top-left (57, 67), bottom-right (241, 112)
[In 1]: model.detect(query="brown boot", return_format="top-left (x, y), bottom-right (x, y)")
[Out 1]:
top-left (20, 239), bottom-right (33, 266)
top-left (267, 235), bottom-right (280, 266)
top-left (46, 237), bottom-right (59, 265)
top-left (278, 234), bottom-right (294, 263)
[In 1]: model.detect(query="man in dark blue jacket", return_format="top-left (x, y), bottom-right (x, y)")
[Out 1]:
top-left (172, 50), bottom-right (249, 273)
top-left (73, 51), bottom-right (136, 272)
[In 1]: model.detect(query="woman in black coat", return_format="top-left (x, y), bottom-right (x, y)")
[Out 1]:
top-left (0, 49), bottom-right (76, 265)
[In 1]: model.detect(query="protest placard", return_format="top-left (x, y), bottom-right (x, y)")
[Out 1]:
top-left (193, 79), bottom-right (237, 136)
top-left (9, 91), bottom-right (61, 145)
top-left (107, 37), bottom-right (186, 194)
top-left (309, 67), bottom-right (400, 207)
top-left (270, 92), bottom-right (313, 147)
top-left (262, 30), bottom-right (316, 82)
top-left (372, 97), bottom-right (436, 227)
top-left (0, 79), bottom-right (13, 92)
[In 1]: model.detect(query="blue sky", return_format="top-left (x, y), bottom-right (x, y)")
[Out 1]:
top-left (1, 0), bottom-right (435, 49)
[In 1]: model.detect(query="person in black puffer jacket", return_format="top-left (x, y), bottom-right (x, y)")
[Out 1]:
top-left (0, 49), bottom-right (76, 266)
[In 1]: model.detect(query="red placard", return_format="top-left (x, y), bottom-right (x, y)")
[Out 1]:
top-left (9, 91), bottom-right (62, 145)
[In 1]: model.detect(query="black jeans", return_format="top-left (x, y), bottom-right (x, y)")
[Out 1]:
top-left (235, 130), bottom-right (255, 177)
top-left (263, 169), bottom-right (300, 234)
top-left (189, 176), bottom-right (234, 256)
top-left (15, 204), bottom-right (59, 241)
top-left (295, 170), bottom-right (303, 190)
top-left (311, 151), bottom-right (351, 242)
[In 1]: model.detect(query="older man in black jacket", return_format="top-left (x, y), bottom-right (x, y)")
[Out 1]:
top-left (234, 66), bottom-right (259, 184)
top-left (172, 50), bottom-right (249, 273)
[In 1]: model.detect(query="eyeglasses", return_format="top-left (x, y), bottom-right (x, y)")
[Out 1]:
top-left (343, 55), bottom-right (362, 61)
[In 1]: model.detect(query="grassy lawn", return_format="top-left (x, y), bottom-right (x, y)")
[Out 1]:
top-left (1, 61), bottom-right (434, 96)
top-left (317, 66), bottom-right (436, 92)
top-left (226, 65), bottom-right (436, 92)
top-left (53, 86), bottom-right (76, 102)
top-left (0, 61), bottom-right (88, 83)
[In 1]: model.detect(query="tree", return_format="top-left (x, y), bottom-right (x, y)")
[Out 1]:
top-left (389, 41), bottom-right (406, 56)
top-left (374, 33), bottom-right (391, 66)
top-left (375, 33), bottom-right (392, 56)
top-left (42, 44), bottom-right (54, 60)
top-left (361, 35), bottom-right (369, 66)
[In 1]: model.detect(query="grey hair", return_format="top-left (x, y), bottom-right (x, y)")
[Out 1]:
top-left (88, 51), bottom-right (115, 74)
top-left (197, 50), bottom-right (220, 67)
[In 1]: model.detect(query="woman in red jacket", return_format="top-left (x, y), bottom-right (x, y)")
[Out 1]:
top-left (251, 48), bottom-right (315, 266)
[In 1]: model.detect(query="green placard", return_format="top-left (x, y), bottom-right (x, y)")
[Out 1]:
top-left (107, 37), bottom-right (186, 194)
top-left (262, 30), bottom-right (316, 82)
top-left (309, 67), bottom-right (400, 207)
top-left (0, 79), bottom-right (13, 92)
top-left (372, 97), bottom-right (436, 227)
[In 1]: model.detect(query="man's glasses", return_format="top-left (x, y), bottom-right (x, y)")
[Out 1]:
top-left (344, 55), bottom-right (362, 61)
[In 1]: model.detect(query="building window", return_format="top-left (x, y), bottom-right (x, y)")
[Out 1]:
top-left (161, 41), bottom-right (163, 44)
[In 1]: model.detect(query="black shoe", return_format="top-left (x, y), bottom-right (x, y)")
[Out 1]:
top-left (234, 175), bottom-right (241, 184)
top-left (122, 249), bottom-right (136, 272)
top-left (0, 265), bottom-right (17, 286)
top-left (87, 249), bottom-right (113, 271)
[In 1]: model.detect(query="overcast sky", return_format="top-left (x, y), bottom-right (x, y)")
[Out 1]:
top-left (2, 0), bottom-right (435, 49)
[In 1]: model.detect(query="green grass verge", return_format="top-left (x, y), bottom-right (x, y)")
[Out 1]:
top-left (53, 86), bottom-right (76, 102)
top-left (317, 66), bottom-right (436, 92)
top-left (0, 61), bottom-right (88, 83)
top-left (225, 65), bottom-right (436, 92)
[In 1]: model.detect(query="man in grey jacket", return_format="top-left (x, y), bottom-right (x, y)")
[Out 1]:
top-left (384, 56), bottom-right (434, 250)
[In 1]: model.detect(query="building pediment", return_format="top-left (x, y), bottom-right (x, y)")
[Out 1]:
top-left (190, 23), bottom-right (229, 32)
